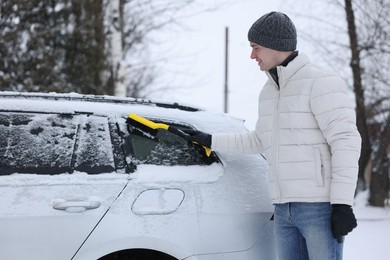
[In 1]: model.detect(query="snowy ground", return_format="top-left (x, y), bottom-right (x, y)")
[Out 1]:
top-left (344, 190), bottom-right (390, 260)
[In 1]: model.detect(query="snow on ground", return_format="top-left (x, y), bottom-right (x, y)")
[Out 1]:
top-left (345, 190), bottom-right (390, 260)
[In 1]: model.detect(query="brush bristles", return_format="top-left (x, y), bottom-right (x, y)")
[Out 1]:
top-left (126, 117), bottom-right (158, 139)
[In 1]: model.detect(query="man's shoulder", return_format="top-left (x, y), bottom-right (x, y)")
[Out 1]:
top-left (295, 53), bottom-right (340, 79)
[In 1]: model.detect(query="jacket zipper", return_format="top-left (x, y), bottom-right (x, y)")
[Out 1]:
top-left (272, 70), bottom-right (281, 202)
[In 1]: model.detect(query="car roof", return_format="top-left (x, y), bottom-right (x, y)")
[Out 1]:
top-left (0, 92), bottom-right (247, 133)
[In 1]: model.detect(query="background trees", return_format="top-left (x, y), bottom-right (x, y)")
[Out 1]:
top-left (0, 0), bottom-right (194, 96)
top-left (0, 0), bottom-right (110, 94)
top-left (343, 0), bottom-right (389, 206)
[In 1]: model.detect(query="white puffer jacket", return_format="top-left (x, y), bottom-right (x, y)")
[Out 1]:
top-left (212, 53), bottom-right (361, 206)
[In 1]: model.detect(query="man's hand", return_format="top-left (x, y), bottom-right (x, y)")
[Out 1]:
top-left (182, 129), bottom-right (212, 148)
top-left (331, 204), bottom-right (357, 243)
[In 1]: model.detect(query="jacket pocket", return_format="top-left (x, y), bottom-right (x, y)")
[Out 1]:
top-left (314, 148), bottom-right (324, 187)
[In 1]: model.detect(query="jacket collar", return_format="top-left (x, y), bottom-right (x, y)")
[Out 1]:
top-left (266, 52), bottom-right (310, 88)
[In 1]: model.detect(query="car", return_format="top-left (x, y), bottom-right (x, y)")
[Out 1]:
top-left (0, 92), bottom-right (276, 260)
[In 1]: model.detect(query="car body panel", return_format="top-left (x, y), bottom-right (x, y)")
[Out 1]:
top-left (0, 174), bottom-right (128, 259)
top-left (0, 92), bottom-right (276, 260)
top-left (74, 153), bottom-right (273, 259)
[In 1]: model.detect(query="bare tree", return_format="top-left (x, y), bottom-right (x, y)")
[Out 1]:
top-left (118, 0), bottom-right (196, 98)
top-left (344, 0), bottom-right (372, 193)
top-left (346, 0), bottom-right (390, 206)
top-left (369, 113), bottom-right (390, 206)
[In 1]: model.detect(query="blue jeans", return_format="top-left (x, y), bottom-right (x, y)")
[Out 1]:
top-left (274, 202), bottom-right (343, 260)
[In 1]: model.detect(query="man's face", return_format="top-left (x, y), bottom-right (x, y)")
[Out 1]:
top-left (250, 42), bottom-right (280, 71)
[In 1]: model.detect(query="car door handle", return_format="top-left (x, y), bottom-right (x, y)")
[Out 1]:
top-left (53, 200), bottom-right (101, 213)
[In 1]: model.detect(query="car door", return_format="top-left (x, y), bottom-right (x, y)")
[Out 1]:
top-left (0, 111), bottom-right (129, 260)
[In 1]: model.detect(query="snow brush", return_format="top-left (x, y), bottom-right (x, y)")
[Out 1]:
top-left (127, 113), bottom-right (211, 157)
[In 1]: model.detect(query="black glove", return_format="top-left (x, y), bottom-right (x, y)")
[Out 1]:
top-left (331, 204), bottom-right (357, 243)
top-left (181, 129), bottom-right (212, 148)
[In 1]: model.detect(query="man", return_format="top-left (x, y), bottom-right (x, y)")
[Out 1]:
top-left (185, 11), bottom-right (361, 260)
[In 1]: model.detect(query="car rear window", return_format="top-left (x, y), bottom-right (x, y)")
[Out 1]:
top-left (0, 112), bottom-right (115, 175)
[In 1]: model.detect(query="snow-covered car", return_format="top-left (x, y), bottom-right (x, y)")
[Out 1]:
top-left (0, 92), bottom-right (276, 260)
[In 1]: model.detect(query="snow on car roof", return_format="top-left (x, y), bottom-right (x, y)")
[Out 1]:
top-left (0, 92), bottom-right (247, 133)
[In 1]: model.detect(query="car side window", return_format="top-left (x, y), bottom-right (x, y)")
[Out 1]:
top-left (73, 114), bottom-right (115, 174)
top-left (0, 112), bottom-right (115, 175)
top-left (118, 117), bottom-right (217, 167)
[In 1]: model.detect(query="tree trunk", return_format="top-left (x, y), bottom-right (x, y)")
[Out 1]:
top-left (110, 0), bottom-right (126, 96)
top-left (369, 114), bottom-right (390, 207)
top-left (344, 0), bottom-right (371, 191)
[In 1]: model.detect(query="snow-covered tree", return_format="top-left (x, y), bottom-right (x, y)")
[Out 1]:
top-left (0, 0), bottom-right (195, 96)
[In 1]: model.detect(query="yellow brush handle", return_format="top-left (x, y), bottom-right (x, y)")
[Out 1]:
top-left (129, 113), bottom-right (211, 157)
top-left (129, 113), bottom-right (169, 130)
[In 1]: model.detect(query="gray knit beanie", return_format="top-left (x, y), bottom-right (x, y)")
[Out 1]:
top-left (248, 11), bottom-right (297, 51)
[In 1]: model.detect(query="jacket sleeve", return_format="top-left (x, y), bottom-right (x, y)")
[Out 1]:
top-left (211, 129), bottom-right (264, 155)
top-left (310, 74), bottom-right (361, 205)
